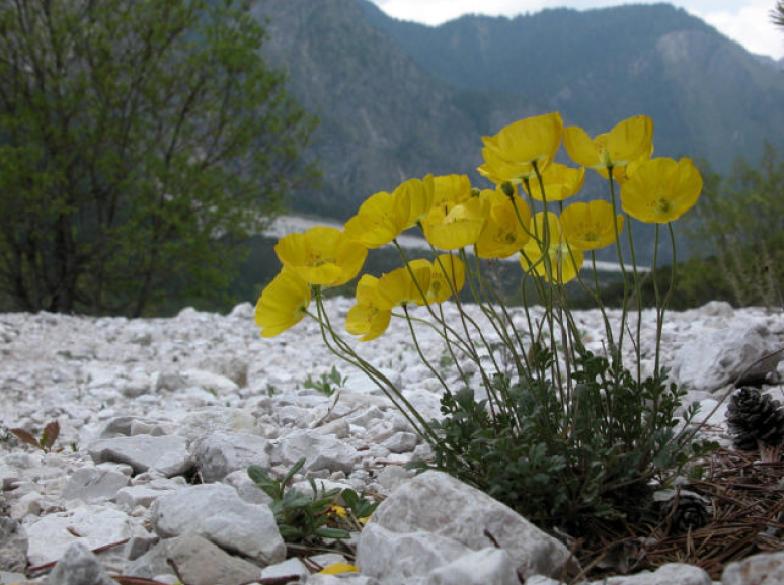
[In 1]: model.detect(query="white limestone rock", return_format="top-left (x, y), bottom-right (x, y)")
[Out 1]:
top-left (151, 483), bottom-right (285, 565)
top-left (722, 551), bottom-right (784, 585)
top-left (672, 324), bottom-right (777, 393)
top-left (190, 431), bottom-right (272, 482)
top-left (426, 547), bottom-right (520, 585)
top-left (61, 465), bottom-right (131, 503)
top-left (592, 563), bottom-right (711, 584)
top-left (88, 434), bottom-right (191, 477)
top-left (276, 430), bottom-right (360, 474)
top-left (0, 516), bottom-right (27, 572)
top-left (46, 542), bottom-right (115, 585)
top-left (23, 506), bottom-right (134, 566)
top-left (166, 531), bottom-right (261, 585)
top-left (357, 523), bottom-right (473, 582)
top-left (366, 471), bottom-right (572, 580)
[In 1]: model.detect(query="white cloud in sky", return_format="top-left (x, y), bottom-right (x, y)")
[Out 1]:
top-left (370, 0), bottom-right (784, 60)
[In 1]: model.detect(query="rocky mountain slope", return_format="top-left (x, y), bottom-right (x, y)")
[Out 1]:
top-left (251, 0), bottom-right (784, 226)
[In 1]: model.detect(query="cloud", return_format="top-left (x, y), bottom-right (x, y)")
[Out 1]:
top-left (369, 0), bottom-right (784, 60)
top-left (692, 1), bottom-right (784, 59)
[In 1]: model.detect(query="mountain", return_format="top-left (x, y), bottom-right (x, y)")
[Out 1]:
top-left (250, 0), bottom-right (784, 260)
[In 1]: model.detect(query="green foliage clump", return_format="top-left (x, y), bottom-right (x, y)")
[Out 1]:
top-left (0, 0), bottom-right (315, 316)
top-left (428, 348), bottom-right (715, 535)
top-left (248, 458), bottom-right (350, 544)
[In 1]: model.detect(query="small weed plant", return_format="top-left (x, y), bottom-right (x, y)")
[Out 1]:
top-left (248, 458), bottom-right (378, 545)
top-left (253, 112), bottom-right (716, 541)
top-left (10, 420), bottom-right (61, 453)
top-left (304, 365), bottom-right (348, 397)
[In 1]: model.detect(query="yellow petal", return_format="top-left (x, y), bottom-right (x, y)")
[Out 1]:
top-left (431, 174), bottom-right (472, 207)
top-left (394, 175), bottom-right (436, 229)
top-left (318, 562), bottom-right (359, 575)
top-left (475, 189), bottom-right (531, 258)
top-left (560, 200), bottom-right (623, 250)
top-left (426, 254), bottom-right (466, 304)
top-left (254, 270), bottom-right (311, 337)
top-left (344, 191), bottom-right (405, 248)
top-left (607, 115), bottom-right (654, 167)
top-left (378, 262), bottom-right (431, 307)
top-left (563, 126), bottom-right (602, 169)
top-left (423, 197), bottom-right (487, 250)
top-left (523, 163), bottom-right (585, 202)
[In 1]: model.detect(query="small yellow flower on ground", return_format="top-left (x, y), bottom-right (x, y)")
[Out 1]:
top-left (520, 212), bottom-right (584, 284)
top-left (345, 274), bottom-right (393, 341)
top-left (319, 562), bottom-right (359, 575)
top-left (475, 188), bottom-right (531, 258)
top-left (620, 157), bottom-right (703, 224)
top-left (560, 200), bottom-right (623, 251)
top-left (274, 226), bottom-right (367, 286)
top-left (254, 270), bottom-right (311, 338)
top-left (522, 162), bottom-right (585, 202)
top-left (563, 115), bottom-right (653, 179)
top-left (478, 112), bottom-right (563, 184)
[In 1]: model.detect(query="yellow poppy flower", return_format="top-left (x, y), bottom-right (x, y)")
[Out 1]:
top-left (620, 157), bottom-right (703, 224)
top-left (560, 200), bottom-right (623, 251)
top-left (393, 175), bottom-right (436, 229)
top-left (422, 196), bottom-right (487, 250)
top-left (563, 115), bottom-right (653, 178)
top-left (428, 174), bottom-right (470, 209)
top-left (344, 191), bottom-right (405, 248)
top-left (478, 112), bottom-right (563, 184)
top-left (274, 227), bottom-right (368, 286)
top-left (522, 163), bottom-right (585, 202)
top-left (475, 188), bottom-right (531, 259)
top-left (377, 261), bottom-right (432, 307)
top-left (427, 254), bottom-right (466, 304)
top-left (254, 270), bottom-right (311, 338)
top-left (319, 562), bottom-right (359, 575)
top-left (345, 274), bottom-right (393, 341)
top-left (520, 212), bottom-right (583, 284)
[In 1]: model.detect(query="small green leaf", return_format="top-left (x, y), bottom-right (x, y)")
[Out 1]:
top-left (314, 526), bottom-right (350, 539)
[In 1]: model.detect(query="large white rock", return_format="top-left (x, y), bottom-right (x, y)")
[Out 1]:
top-left (0, 516), bottom-right (27, 572)
top-left (167, 531), bottom-right (261, 585)
top-left (175, 407), bottom-right (261, 442)
top-left (277, 430), bottom-right (360, 474)
top-left (672, 324), bottom-right (777, 393)
top-left (46, 542), bottom-right (115, 585)
top-left (190, 431), bottom-right (272, 482)
top-left (61, 465), bottom-right (131, 503)
top-left (151, 483), bottom-right (285, 565)
top-left (365, 471), bottom-right (571, 580)
top-left (88, 434), bottom-right (191, 477)
top-left (722, 551), bottom-right (784, 585)
top-left (23, 506), bottom-right (134, 566)
top-left (426, 547), bottom-right (520, 585)
top-left (181, 368), bottom-right (239, 395)
top-left (358, 523), bottom-right (472, 581)
top-left (597, 563), bottom-right (711, 584)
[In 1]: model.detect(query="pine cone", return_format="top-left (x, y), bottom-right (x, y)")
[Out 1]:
top-left (654, 489), bottom-right (709, 534)
top-left (726, 387), bottom-right (784, 450)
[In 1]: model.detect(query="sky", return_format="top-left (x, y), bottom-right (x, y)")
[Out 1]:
top-left (370, 0), bottom-right (784, 60)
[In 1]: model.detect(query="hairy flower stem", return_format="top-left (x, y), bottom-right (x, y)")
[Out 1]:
top-left (608, 170), bottom-right (630, 367)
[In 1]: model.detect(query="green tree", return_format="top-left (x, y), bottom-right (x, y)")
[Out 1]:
top-left (687, 145), bottom-right (784, 307)
top-left (0, 0), bottom-right (315, 315)
top-left (773, 1), bottom-right (784, 29)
